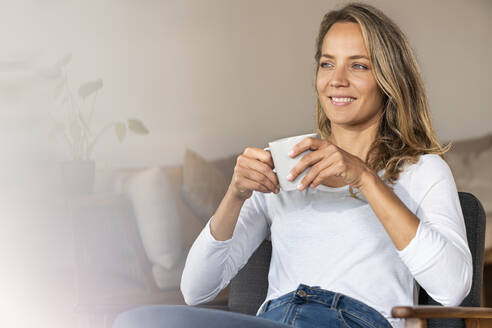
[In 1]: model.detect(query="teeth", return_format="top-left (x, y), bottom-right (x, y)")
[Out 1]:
top-left (331, 97), bottom-right (355, 102)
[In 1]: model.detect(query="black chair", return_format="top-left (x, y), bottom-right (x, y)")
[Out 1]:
top-left (226, 192), bottom-right (491, 328)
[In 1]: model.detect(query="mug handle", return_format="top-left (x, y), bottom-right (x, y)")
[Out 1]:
top-left (263, 147), bottom-right (277, 173)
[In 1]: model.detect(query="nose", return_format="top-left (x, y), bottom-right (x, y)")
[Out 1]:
top-left (329, 66), bottom-right (349, 88)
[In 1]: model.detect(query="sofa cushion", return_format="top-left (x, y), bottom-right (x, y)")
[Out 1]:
top-left (92, 150), bottom-right (239, 267)
top-left (445, 133), bottom-right (492, 249)
top-left (118, 167), bottom-right (183, 271)
top-left (181, 148), bottom-right (231, 223)
top-left (445, 133), bottom-right (492, 213)
top-left (212, 153), bottom-right (240, 181)
top-left (152, 252), bottom-right (187, 290)
top-left (165, 166), bottom-right (207, 250)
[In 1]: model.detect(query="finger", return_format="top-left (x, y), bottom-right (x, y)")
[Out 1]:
top-left (235, 169), bottom-right (271, 194)
top-left (297, 158), bottom-right (332, 190)
top-left (286, 150), bottom-right (324, 183)
top-left (245, 147), bottom-right (274, 169)
top-left (288, 143), bottom-right (339, 182)
top-left (247, 148), bottom-right (278, 185)
top-left (309, 165), bottom-right (345, 189)
top-left (239, 175), bottom-right (272, 194)
top-left (244, 155), bottom-right (280, 189)
top-left (288, 136), bottom-right (323, 158)
top-left (237, 161), bottom-right (279, 192)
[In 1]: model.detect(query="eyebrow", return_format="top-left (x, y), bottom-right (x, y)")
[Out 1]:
top-left (321, 54), bottom-right (369, 60)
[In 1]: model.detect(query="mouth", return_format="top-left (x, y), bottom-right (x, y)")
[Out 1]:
top-left (328, 96), bottom-right (356, 107)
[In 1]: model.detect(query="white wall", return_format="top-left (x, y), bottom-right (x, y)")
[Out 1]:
top-left (1, 0), bottom-right (491, 170)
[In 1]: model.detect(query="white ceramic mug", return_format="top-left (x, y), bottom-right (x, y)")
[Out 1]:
top-left (264, 133), bottom-right (320, 191)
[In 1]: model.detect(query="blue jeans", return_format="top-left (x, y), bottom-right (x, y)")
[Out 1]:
top-left (257, 283), bottom-right (392, 328)
top-left (113, 284), bottom-right (392, 328)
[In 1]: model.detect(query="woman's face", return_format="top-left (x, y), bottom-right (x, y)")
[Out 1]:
top-left (316, 22), bottom-right (384, 130)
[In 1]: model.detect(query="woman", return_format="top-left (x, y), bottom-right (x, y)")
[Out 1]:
top-left (114, 3), bottom-right (472, 328)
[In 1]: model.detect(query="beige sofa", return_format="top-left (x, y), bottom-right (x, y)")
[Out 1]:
top-left (444, 133), bottom-right (492, 247)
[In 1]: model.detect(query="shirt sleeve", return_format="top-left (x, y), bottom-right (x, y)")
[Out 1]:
top-left (396, 154), bottom-right (473, 306)
top-left (180, 191), bottom-right (270, 305)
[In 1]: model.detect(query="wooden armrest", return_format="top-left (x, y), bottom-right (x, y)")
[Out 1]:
top-left (484, 248), bottom-right (492, 266)
top-left (392, 305), bottom-right (492, 319)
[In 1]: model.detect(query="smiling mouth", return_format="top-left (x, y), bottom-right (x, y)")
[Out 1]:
top-left (329, 96), bottom-right (356, 106)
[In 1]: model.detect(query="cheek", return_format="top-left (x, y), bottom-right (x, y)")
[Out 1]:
top-left (367, 83), bottom-right (383, 107)
top-left (356, 78), bottom-right (382, 107)
top-left (316, 74), bottom-right (330, 94)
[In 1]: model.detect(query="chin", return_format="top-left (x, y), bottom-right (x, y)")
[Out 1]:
top-left (324, 109), bottom-right (356, 123)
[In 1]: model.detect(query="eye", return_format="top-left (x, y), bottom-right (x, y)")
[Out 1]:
top-left (320, 62), bottom-right (334, 69)
top-left (353, 63), bottom-right (368, 70)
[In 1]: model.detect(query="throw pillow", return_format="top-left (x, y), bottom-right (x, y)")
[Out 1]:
top-left (445, 133), bottom-right (492, 249)
top-left (119, 167), bottom-right (183, 271)
top-left (181, 148), bottom-right (230, 223)
top-left (446, 134), bottom-right (492, 215)
top-left (151, 254), bottom-right (187, 290)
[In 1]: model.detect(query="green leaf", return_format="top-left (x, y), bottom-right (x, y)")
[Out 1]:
top-left (128, 118), bottom-right (149, 134)
top-left (55, 54), bottom-right (72, 69)
top-left (78, 79), bottom-right (103, 99)
top-left (115, 122), bottom-right (126, 143)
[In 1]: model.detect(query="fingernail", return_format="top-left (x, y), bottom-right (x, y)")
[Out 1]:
top-left (288, 150), bottom-right (294, 157)
top-left (296, 183), bottom-right (303, 190)
top-left (286, 173), bottom-right (293, 181)
top-left (275, 188), bottom-right (280, 194)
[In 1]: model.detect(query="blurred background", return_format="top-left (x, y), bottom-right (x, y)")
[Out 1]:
top-left (0, 0), bottom-right (491, 327)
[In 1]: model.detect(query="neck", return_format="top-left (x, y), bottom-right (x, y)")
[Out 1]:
top-left (328, 117), bottom-right (381, 162)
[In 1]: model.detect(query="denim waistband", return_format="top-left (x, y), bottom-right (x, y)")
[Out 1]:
top-left (259, 283), bottom-right (391, 327)
top-left (260, 284), bottom-right (333, 314)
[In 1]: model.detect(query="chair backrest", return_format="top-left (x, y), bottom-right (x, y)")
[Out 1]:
top-left (228, 192), bottom-right (486, 327)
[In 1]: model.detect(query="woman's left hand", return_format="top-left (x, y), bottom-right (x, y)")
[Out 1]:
top-left (287, 137), bottom-right (375, 191)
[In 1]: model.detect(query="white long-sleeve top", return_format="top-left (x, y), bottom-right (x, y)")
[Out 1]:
top-left (180, 154), bottom-right (473, 328)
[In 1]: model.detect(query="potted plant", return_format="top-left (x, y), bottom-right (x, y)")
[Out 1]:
top-left (46, 54), bottom-right (149, 197)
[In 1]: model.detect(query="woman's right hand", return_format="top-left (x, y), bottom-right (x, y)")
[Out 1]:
top-left (229, 147), bottom-right (280, 201)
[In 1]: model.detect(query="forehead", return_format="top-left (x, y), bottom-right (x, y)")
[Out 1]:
top-left (321, 22), bottom-right (368, 56)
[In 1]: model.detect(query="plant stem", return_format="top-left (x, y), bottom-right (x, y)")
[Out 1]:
top-left (87, 122), bottom-right (115, 159)
top-left (47, 110), bottom-right (75, 159)
top-left (78, 112), bottom-right (92, 137)
top-left (88, 91), bottom-right (98, 127)
top-left (65, 73), bottom-right (93, 158)
top-left (65, 76), bottom-right (84, 127)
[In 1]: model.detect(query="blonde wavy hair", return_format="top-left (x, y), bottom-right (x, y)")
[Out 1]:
top-left (314, 2), bottom-right (451, 197)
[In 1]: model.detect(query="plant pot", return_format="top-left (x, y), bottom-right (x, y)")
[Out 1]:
top-left (60, 160), bottom-right (95, 198)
